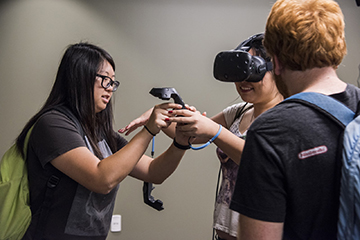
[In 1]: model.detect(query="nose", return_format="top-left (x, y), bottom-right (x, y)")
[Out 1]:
top-left (107, 84), bottom-right (114, 91)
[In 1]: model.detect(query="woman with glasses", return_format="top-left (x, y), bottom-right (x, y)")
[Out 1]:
top-left (17, 42), bottom-right (188, 240)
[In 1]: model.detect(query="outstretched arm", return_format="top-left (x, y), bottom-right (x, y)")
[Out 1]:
top-left (51, 103), bottom-right (185, 194)
top-left (118, 104), bottom-right (197, 139)
top-left (118, 106), bottom-right (178, 138)
top-left (168, 108), bottom-right (245, 164)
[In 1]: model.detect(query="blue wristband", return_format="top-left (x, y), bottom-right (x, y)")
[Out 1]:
top-left (189, 125), bottom-right (222, 150)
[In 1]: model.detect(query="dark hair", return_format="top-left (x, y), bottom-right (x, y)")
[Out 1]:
top-left (16, 42), bottom-right (117, 158)
top-left (250, 37), bottom-right (270, 62)
top-left (237, 33), bottom-right (270, 62)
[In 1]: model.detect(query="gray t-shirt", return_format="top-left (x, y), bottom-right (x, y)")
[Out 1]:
top-left (23, 110), bottom-right (127, 240)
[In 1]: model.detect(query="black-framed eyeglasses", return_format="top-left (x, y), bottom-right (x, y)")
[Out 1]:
top-left (96, 74), bottom-right (120, 92)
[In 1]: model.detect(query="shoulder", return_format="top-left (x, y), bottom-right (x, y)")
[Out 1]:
top-left (250, 101), bottom-right (313, 133)
top-left (253, 102), bottom-right (294, 122)
top-left (223, 102), bottom-right (253, 127)
top-left (34, 110), bottom-right (79, 134)
top-left (331, 84), bottom-right (360, 112)
top-left (31, 109), bottom-right (83, 144)
top-left (223, 102), bottom-right (250, 114)
top-left (29, 110), bottom-right (86, 166)
top-left (345, 83), bottom-right (360, 95)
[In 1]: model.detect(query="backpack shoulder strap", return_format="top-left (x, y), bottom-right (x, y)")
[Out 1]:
top-left (34, 105), bottom-right (84, 239)
top-left (285, 92), bottom-right (355, 127)
top-left (286, 92), bottom-right (360, 239)
top-left (232, 103), bottom-right (253, 125)
top-left (23, 125), bottom-right (35, 158)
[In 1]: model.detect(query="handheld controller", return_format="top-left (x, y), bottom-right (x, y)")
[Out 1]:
top-left (149, 87), bottom-right (186, 108)
top-left (143, 87), bottom-right (186, 211)
top-left (143, 182), bottom-right (164, 211)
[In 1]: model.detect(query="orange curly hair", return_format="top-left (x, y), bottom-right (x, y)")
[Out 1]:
top-left (264, 0), bottom-right (346, 71)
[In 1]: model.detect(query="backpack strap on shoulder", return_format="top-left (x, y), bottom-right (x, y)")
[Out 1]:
top-left (23, 125), bottom-right (35, 158)
top-left (285, 92), bottom-right (360, 239)
top-left (232, 103), bottom-right (253, 125)
top-left (285, 92), bottom-right (355, 127)
top-left (34, 105), bottom-right (84, 239)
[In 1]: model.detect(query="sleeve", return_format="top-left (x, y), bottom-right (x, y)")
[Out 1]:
top-left (223, 103), bottom-right (247, 128)
top-left (229, 112), bottom-right (287, 222)
top-left (114, 131), bottom-right (128, 151)
top-left (30, 110), bottom-right (86, 168)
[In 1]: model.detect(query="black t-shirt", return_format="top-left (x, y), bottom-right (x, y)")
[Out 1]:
top-left (23, 110), bottom-right (128, 240)
top-left (230, 84), bottom-right (360, 240)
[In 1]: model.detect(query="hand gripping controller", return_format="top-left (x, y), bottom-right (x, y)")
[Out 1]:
top-left (143, 87), bottom-right (185, 211)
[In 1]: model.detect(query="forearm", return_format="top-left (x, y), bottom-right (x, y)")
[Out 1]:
top-left (147, 142), bottom-right (187, 184)
top-left (163, 123), bottom-right (210, 144)
top-left (213, 128), bottom-right (245, 165)
top-left (162, 122), bottom-right (176, 139)
top-left (53, 102), bottom-right (182, 194)
top-left (98, 127), bottom-right (153, 186)
top-left (51, 127), bottom-right (154, 194)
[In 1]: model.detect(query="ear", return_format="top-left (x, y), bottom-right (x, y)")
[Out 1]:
top-left (273, 55), bottom-right (283, 75)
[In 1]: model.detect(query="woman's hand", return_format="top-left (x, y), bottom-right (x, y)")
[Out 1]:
top-left (144, 103), bottom-right (184, 136)
top-left (119, 104), bottom-right (196, 137)
top-left (168, 108), bottom-right (219, 140)
top-left (118, 108), bottom-right (153, 136)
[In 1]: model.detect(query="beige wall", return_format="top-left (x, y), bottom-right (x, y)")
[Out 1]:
top-left (1, 0), bottom-right (359, 239)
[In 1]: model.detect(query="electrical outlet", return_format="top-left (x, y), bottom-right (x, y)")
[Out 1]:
top-left (111, 215), bottom-right (121, 232)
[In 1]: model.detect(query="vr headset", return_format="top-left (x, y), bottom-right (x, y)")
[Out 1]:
top-left (213, 33), bottom-right (273, 82)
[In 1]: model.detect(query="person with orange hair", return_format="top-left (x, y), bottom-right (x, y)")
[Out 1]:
top-left (229, 0), bottom-right (360, 239)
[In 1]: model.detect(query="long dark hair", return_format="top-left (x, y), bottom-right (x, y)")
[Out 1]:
top-left (16, 42), bottom-right (117, 158)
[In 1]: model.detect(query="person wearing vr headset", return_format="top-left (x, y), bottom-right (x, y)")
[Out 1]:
top-left (228, 1), bottom-right (360, 240)
top-left (119, 33), bottom-right (283, 240)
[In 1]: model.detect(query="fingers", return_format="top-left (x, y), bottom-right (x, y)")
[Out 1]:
top-left (167, 109), bottom-right (199, 123)
top-left (118, 118), bottom-right (147, 135)
top-left (146, 103), bottom-right (184, 134)
top-left (124, 127), bottom-right (137, 136)
top-left (118, 127), bottom-right (127, 133)
top-left (170, 108), bottom-right (218, 139)
top-left (184, 104), bottom-right (196, 112)
top-left (118, 104), bottom-right (181, 136)
top-left (118, 125), bottom-right (142, 136)
top-left (118, 107), bottom-right (155, 135)
top-left (161, 102), bottom-right (184, 110)
top-left (118, 103), bottom-right (193, 136)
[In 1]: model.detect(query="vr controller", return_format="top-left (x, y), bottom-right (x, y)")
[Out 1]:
top-left (149, 87), bottom-right (186, 108)
top-left (143, 182), bottom-right (164, 211)
top-left (143, 87), bottom-right (186, 211)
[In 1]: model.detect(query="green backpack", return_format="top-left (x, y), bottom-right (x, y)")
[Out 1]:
top-left (0, 106), bottom-right (80, 240)
top-left (0, 126), bottom-right (34, 240)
